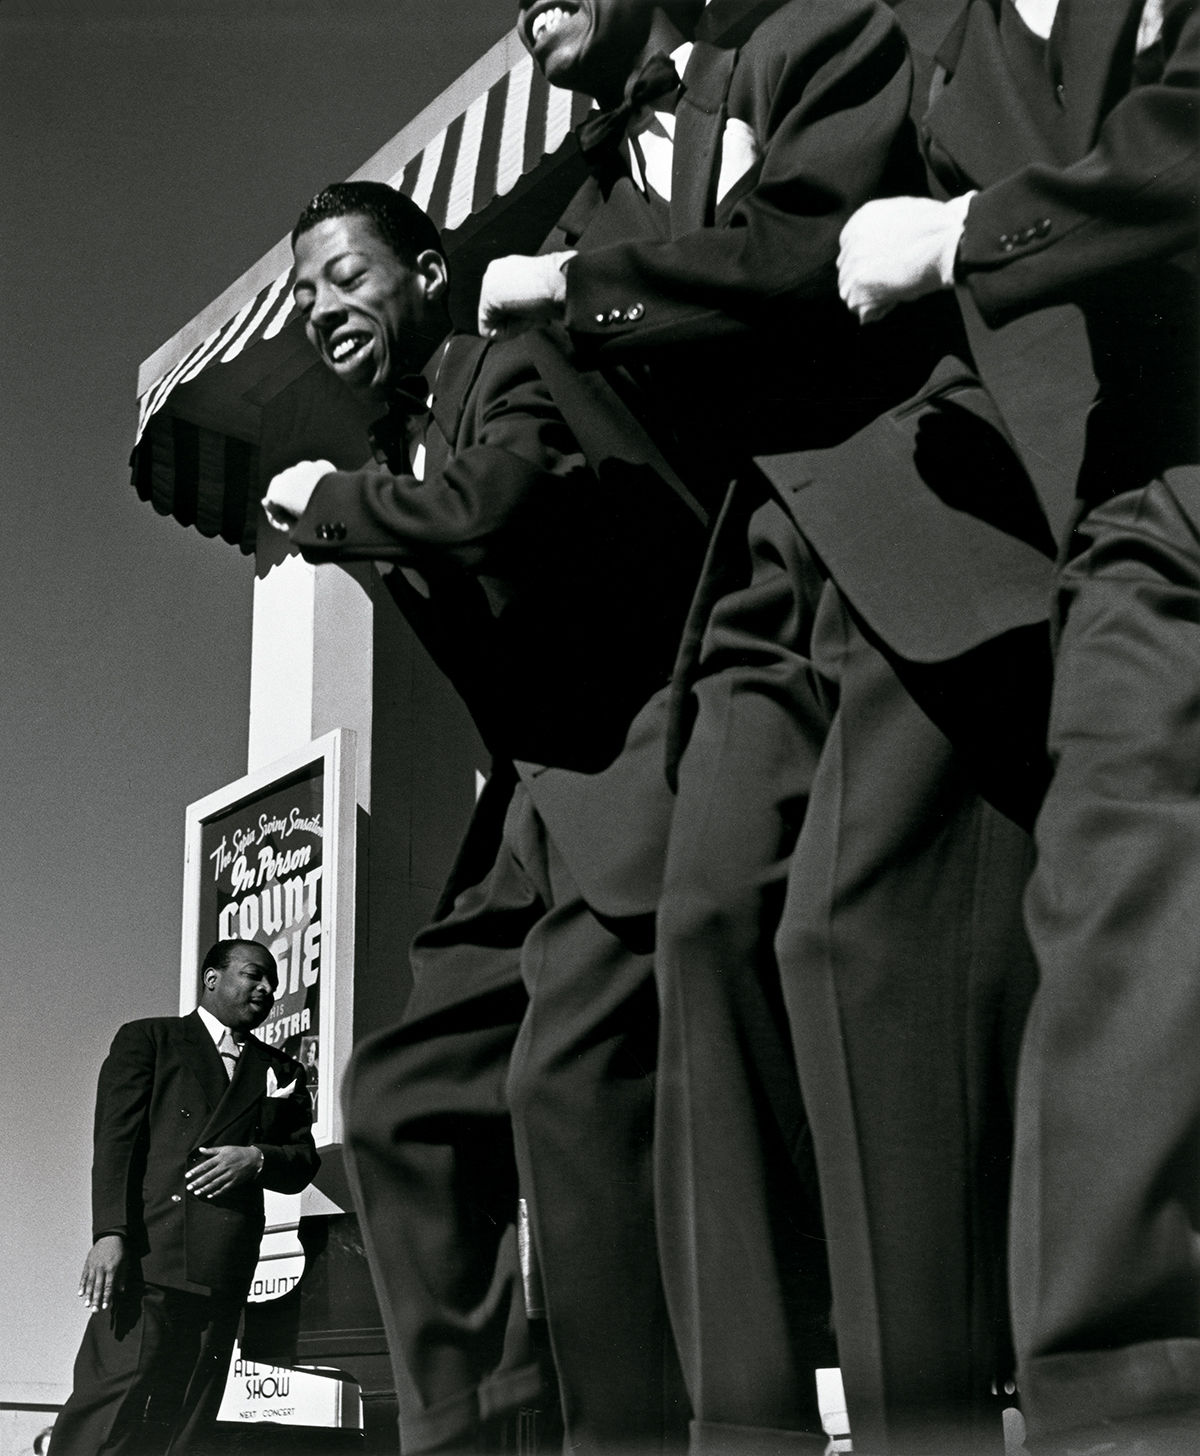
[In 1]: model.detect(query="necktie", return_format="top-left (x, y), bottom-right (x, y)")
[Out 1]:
top-left (218, 1028), bottom-right (242, 1082)
top-left (576, 52), bottom-right (682, 191)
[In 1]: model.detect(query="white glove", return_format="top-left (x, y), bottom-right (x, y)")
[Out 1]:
top-left (477, 251), bottom-right (577, 336)
top-left (838, 193), bottom-right (976, 323)
top-left (263, 460), bottom-right (336, 531)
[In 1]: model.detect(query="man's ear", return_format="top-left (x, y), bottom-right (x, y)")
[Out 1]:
top-left (415, 248), bottom-right (449, 305)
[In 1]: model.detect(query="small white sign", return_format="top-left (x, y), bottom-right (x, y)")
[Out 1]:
top-left (217, 1344), bottom-right (360, 1428)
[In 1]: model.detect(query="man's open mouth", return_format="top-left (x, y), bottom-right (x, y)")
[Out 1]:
top-left (530, 3), bottom-right (578, 47)
top-left (331, 331), bottom-right (371, 365)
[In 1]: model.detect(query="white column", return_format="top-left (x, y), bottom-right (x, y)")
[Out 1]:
top-left (248, 531), bottom-right (375, 813)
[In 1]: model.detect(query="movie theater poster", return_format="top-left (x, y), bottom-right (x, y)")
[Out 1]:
top-left (180, 730), bottom-right (357, 1148)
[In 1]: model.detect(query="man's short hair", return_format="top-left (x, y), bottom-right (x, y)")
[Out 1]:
top-left (292, 181), bottom-right (445, 267)
top-left (201, 938), bottom-right (275, 978)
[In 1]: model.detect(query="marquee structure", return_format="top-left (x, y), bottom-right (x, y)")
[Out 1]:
top-left (129, 2), bottom-right (794, 552)
top-left (131, 30), bottom-right (590, 553)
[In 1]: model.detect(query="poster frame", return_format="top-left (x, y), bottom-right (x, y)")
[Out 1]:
top-left (179, 728), bottom-right (357, 1149)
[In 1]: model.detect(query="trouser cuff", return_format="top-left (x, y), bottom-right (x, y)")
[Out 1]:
top-left (689, 1418), bottom-right (829, 1455)
top-left (401, 1360), bottom-right (553, 1454)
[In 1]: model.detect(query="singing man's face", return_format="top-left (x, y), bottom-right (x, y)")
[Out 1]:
top-left (292, 213), bottom-right (437, 406)
top-left (517, 0), bottom-right (656, 101)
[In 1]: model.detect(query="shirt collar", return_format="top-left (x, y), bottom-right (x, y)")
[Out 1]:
top-left (628, 42), bottom-right (691, 143)
top-left (669, 40), bottom-right (694, 81)
top-left (196, 1004), bottom-right (238, 1046)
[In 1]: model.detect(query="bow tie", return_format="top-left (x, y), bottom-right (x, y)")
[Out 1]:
top-left (369, 374), bottom-right (430, 466)
top-left (388, 373), bottom-right (432, 419)
top-left (576, 52), bottom-right (682, 190)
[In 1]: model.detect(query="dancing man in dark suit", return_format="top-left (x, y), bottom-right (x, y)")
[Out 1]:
top-left (837, 1), bottom-right (1200, 1450)
top-left (51, 939), bottom-right (319, 1455)
top-left (264, 180), bottom-right (717, 1453)
top-left (479, 2), bottom-right (1038, 1451)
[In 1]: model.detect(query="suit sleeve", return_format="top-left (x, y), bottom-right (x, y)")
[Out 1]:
top-left (91, 1022), bottom-right (155, 1243)
top-left (956, 0), bottom-right (1199, 324)
top-left (562, 0), bottom-right (914, 351)
top-left (289, 341), bottom-right (589, 569)
top-left (257, 1062), bottom-right (320, 1195)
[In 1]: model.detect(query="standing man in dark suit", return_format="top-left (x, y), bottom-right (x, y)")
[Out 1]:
top-left (51, 940), bottom-right (319, 1456)
top-left (480, 2), bottom-right (1038, 1451)
top-left (837, 1), bottom-right (1200, 1450)
top-left (264, 181), bottom-right (715, 1454)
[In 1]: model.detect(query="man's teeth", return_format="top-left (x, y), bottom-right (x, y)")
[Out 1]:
top-left (532, 7), bottom-right (570, 43)
top-left (332, 334), bottom-right (367, 362)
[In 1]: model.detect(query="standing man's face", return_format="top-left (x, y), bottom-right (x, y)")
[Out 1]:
top-left (292, 213), bottom-right (443, 407)
top-left (203, 946), bottom-right (278, 1033)
top-left (517, 0), bottom-right (655, 102)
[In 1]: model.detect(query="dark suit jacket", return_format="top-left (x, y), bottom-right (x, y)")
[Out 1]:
top-left (290, 329), bottom-right (710, 918)
top-left (750, 0), bottom-right (1196, 825)
top-left (91, 1011), bottom-right (318, 1295)
top-left (930, 0), bottom-right (1199, 518)
top-left (551, 0), bottom-right (955, 480)
top-left (763, 0), bottom-right (1198, 667)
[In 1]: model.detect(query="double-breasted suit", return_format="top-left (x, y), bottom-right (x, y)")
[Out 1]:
top-left (52, 1012), bottom-right (317, 1456)
top-left (539, 3), bottom-right (1038, 1450)
top-left (291, 325), bottom-right (714, 1452)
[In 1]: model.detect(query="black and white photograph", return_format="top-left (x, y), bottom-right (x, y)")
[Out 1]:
top-left (3, 3), bottom-right (1197, 1455)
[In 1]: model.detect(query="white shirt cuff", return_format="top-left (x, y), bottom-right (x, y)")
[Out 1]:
top-left (939, 191), bottom-right (977, 287)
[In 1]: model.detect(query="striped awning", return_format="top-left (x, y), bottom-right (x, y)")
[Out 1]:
top-left (132, 31), bottom-right (591, 552)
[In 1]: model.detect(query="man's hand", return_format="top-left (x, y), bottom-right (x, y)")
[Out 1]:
top-left (477, 252), bottom-right (576, 336)
top-left (186, 1145), bottom-right (264, 1200)
top-left (262, 460), bottom-right (336, 531)
top-left (838, 194), bottom-right (975, 323)
top-left (79, 1234), bottom-right (125, 1311)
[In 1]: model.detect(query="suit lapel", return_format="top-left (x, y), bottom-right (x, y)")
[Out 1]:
top-left (672, 42), bottom-right (737, 235)
top-left (926, 0), bottom-right (1061, 184)
top-left (195, 1032), bottom-right (268, 1147)
top-left (929, 0), bottom-right (1137, 183)
top-left (556, 174), bottom-right (606, 242)
top-left (180, 1010), bottom-right (228, 1113)
top-left (431, 333), bottom-right (489, 454)
top-left (1055, 0), bottom-right (1138, 156)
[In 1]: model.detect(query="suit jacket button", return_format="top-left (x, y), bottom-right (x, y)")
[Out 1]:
top-left (171, 1194), bottom-right (182, 1203)
top-left (318, 521), bottom-right (347, 541)
top-left (607, 308), bottom-right (623, 324)
top-left (1037, 217), bottom-right (1052, 236)
top-left (594, 312), bottom-right (609, 325)
top-left (625, 303), bottom-right (645, 321)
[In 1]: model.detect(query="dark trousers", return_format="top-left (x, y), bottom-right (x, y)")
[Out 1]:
top-left (656, 497), bottom-right (836, 1456)
top-left (51, 1282), bottom-right (241, 1455)
top-left (658, 497), bottom-right (1036, 1456)
top-left (783, 576), bottom-right (1036, 1456)
top-left (1015, 468), bottom-right (1200, 1453)
top-left (343, 779), bottom-right (686, 1455)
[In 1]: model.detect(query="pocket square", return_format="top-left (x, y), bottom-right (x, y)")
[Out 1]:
top-left (716, 117), bottom-right (760, 205)
top-left (266, 1066), bottom-right (297, 1099)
